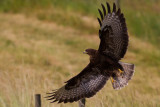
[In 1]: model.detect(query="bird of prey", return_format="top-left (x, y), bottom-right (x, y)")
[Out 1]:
top-left (46, 2), bottom-right (135, 103)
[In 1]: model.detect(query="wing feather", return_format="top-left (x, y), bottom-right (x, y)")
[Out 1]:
top-left (101, 4), bottom-right (106, 16)
top-left (106, 2), bottom-right (111, 13)
top-left (46, 64), bottom-right (109, 103)
top-left (97, 17), bottom-right (102, 26)
top-left (113, 3), bottom-right (116, 12)
top-left (98, 9), bottom-right (103, 20)
top-left (98, 2), bottom-right (129, 61)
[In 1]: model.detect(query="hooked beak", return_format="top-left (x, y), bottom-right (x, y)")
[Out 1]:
top-left (83, 51), bottom-right (88, 54)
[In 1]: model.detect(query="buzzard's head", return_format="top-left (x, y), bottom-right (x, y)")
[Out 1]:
top-left (83, 49), bottom-right (97, 56)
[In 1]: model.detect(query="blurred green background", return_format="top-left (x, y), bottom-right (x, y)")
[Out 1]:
top-left (0, 0), bottom-right (160, 107)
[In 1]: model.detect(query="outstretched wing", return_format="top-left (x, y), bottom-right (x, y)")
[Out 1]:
top-left (46, 64), bottom-right (109, 103)
top-left (98, 2), bottom-right (128, 61)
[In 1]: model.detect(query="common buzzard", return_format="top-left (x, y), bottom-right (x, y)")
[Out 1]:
top-left (46, 2), bottom-right (135, 103)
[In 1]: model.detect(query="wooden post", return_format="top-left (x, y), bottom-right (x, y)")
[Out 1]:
top-left (35, 94), bottom-right (41, 107)
top-left (115, 0), bottom-right (120, 8)
top-left (78, 98), bottom-right (85, 107)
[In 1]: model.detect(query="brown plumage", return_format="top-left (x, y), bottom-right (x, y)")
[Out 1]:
top-left (46, 2), bottom-right (135, 103)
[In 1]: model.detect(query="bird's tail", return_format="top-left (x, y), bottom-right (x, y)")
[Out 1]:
top-left (112, 62), bottom-right (135, 90)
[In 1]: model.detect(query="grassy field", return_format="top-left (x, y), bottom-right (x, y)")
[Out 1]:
top-left (0, 0), bottom-right (160, 107)
top-left (0, 0), bottom-right (160, 46)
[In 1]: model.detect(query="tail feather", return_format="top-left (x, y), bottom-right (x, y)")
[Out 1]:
top-left (112, 62), bottom-right (135, 90)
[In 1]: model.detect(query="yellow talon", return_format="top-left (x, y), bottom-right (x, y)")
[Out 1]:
top-left (111, 77), bottom-right (115, 83)
top-left (118, 69), bottom-right (123, 74)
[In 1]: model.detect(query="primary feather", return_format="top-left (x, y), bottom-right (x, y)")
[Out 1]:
top-left (46, 64), bottom-right (109, 103)
top-left (98, 3), bottom-right (128, 61)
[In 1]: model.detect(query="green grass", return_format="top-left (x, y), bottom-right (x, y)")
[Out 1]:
top-left (0, 0), bottom-right (160, 46)
top-left (0, 12), bottom-right (160, 107)
top-left (0, 0), bottom-right (160, 107)
top-left (124, 8), bottom-right (160, 46)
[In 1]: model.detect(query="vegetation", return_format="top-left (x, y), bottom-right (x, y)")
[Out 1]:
top-left (0, 0), bottom-right (159, 46)
top-left (0, 0), bottom-right (160, 107)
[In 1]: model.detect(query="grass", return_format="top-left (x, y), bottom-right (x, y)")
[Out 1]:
top-left (0, 0), bottom-right (160, 46)
top-left (0, 13), bottom-right (160, 107)
top-left (0, 0), bottom-right (160, 107)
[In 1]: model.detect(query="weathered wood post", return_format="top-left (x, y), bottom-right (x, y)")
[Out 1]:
top-left (35, 94), bottom-right (41, 107)
top-left (115, 0), bottom-right (120, 8)
top-left (78, 98), bottom-right (86, 107)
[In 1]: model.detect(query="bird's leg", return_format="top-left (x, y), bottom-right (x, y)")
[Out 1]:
top-left (118, 69), bottom-right (125, 78)
top-left (118, 69), bottom-right (123, 74)
top-left (111, 77), bottom-right (115, 83)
